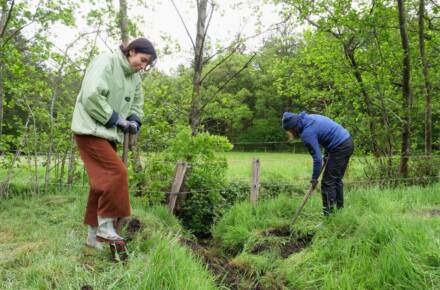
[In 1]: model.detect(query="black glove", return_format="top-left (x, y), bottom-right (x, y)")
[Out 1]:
top-left (127, 121), bottom-right (139, 134)
top-left (310, 179), bottom-right (319, 189)
top-left (117, 116), bottom-right (139, 134)
top-left (116, 116), bottom-right (130, 132)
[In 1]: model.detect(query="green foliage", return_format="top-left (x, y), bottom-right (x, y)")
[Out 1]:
top-left (137, 126), bottom-right (233, 237)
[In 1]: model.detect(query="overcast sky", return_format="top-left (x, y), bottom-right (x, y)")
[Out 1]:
top-left (45, 0), bottom-right (284, 73)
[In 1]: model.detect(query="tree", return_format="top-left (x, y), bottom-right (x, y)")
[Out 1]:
top-left (171, 0), bottom-right (257, 135)
top-left (397, 0), bottom-right (412, 177)
top-left (418, 0), bottom-right (433, 155)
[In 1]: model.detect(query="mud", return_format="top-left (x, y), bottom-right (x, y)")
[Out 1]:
top-left (180, 226), bottom-right (314, 289)
top-left (280, 234), bottom-right (314, 258)
top-left (263, 226), bottom-right (291, 237)
top-left (180, 238), bottom-right (244, 289)
top-left (253, 227), bottom-right (314, 258)
top-left (428, 209), bottom-right (440, 216)
top-left (123, 217), bottom-right (142, 242)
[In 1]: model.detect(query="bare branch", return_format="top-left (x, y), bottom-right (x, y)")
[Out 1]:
top-left (204, 14), bottom-right (291, 64)
top-left (1, 1), bottom-right (42, 48)
top-left (201, 53), bottom-right (256, 110)
top-left (200, 0), bottom-right (214, 57)
top-left (170, 0), bottom-right (196, 50)
top-left (200, 41), bottom-right (241, 84)
top-left (0, 0), bottom-right (15, 39)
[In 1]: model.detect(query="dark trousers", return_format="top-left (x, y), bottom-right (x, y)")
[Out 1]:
top-left (321, 137), bottom-right (354, 215)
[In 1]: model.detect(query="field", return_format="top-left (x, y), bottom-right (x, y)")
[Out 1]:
top-left (1, 152), bottom-right (368, 193)
top-left (1, 152), bottom-right (439, 289)
top-left (223, 152), bottom-right (366, 183)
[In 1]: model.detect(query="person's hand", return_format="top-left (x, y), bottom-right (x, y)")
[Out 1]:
top-left (310, 179), bottom-right (319, 190)
top-left (116, 116), bottom-right (130, 132)
top-left (128, 121), bottom-right (139, 134)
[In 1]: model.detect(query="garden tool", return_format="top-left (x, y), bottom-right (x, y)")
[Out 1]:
top-left (291, 156), bottom-right (329, 227)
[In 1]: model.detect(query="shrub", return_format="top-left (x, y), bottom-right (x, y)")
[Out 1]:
top-left (137, 126), bottom-right (233, 237)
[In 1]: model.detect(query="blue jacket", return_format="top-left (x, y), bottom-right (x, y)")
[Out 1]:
top-left (296, 112), bottom-right (350, 180)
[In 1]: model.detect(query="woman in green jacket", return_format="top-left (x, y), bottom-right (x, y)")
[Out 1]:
top-left (71, 38), bottom-right (156, 250)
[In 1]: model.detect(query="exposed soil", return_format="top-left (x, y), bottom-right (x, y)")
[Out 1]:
top-left (180, 238), bottom-right (244, 290)
top-left (250, 242), bottom-right (272, 254)
top-left (124, 217), bottom-right (142, 241)
top-left (416, 209), bottom-right (440, 218)
top-left (253, 226), bottom-right (314, 258)
top-left (280, 233), bottom-right (314, 258)
top-left (80, 285), bottom-right (93, 290)
top-left (428, 209), bottom-right (440, 217)
top-left (263, 226), bottom-right (291, 237)
top-left (126, 218), bottom-right (141, 236)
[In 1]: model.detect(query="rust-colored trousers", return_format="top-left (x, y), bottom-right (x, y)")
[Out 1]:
top-left (74, 134), bottom-right (130, 227)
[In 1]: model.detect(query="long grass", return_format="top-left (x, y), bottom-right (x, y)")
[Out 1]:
top-left (212, 183), bottom-right (440, 289)
top-left (0, 191), bottom-right (217, 290)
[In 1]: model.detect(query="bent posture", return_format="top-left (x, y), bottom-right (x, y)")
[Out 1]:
top-left (282, 112), bottom-right (354, 215)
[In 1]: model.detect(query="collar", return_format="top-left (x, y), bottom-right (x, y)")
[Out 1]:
top-left (116, 48), bottom-right (137, 76)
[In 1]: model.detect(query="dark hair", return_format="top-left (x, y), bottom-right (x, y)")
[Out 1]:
top-left (119, 37), bottom-right (157, 61)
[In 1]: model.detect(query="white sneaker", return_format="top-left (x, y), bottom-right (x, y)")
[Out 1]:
top-left (86, 226), bottom-right (104, 250)
top-left (96, 217), bottom-right (124, 242)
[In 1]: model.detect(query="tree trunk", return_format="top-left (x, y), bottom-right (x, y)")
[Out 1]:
top-left (0, 117), bottom-right (30, 196)
top-left (344, 45), bottom-right (381, 156)
top-left (189, 0), bottom-right (208, 136)
top-left (0, 0), bottom-right (13, 38)
top-left (119, 0), bottom-right (129, 46)
top-left (0, 65), bottom-right (4, 140)
top-left (418, 0), bottom-right (432, 155)
top-left (0, 2), bottom-right (6, 139)
top-left (397, 0), bottom-right (412, 178)
top-left (59, 148), bottom-right (67, 189)
top-left (67, 135), bottom-right (76, 189)
top-left (45, 74), bottom-right (62, 193)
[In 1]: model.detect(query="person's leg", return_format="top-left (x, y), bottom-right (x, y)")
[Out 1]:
top-left (75, 135), bottom-right (130, 242)
top-left (84, 188), bottom-right (99, 227)
top-left (332, 138), bottom-right (354, 209)
top-left (335, 179), bottom-right (344, 209)
top-left (321, 157), bottom-right (338, 216)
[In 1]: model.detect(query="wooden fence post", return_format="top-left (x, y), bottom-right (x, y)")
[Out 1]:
top-left (168, 161), bottom-right (188, 213)
top-left (250, 158), bottom-right (260, 205)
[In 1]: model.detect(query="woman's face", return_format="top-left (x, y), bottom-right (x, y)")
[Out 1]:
top-left (127, 50), bottom-right (153, 72)
top-left (288, 127), bottom-right (300, 138)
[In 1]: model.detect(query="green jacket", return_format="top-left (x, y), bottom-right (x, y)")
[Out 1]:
top-left (71, 48), bottom-right (144, 143)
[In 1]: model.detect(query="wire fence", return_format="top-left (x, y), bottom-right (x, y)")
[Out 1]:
top-left (1, 146), bottom-right (439, 198)
top-left (2, 175), bottom-right (438, 198)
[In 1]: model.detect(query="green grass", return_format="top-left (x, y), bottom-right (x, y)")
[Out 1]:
top-left (0, 191), bottom-right (217, 290)
top-left (1, 165), bottom-right (439, 289)
top-left (222, 152), bottom-right (365, 183)
top-left (0, 152), bottom-right (378, 194)
top-left (212, 183), bottom-right (440, 289)
top-left (1, 152), bottom-right (439, 289)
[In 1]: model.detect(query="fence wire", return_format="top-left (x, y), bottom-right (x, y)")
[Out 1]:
top-left (1, 147), bottom-right (439, 197)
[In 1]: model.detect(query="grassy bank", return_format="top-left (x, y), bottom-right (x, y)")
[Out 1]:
top-left (0, 191), bottom-right (217, 290)
top-left (212, 183), bottom-right (440, 289)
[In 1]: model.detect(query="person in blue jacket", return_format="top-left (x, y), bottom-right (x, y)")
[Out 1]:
top-left (282, 112), bottom-right (354, 215)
